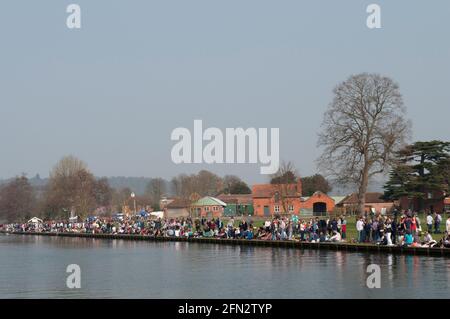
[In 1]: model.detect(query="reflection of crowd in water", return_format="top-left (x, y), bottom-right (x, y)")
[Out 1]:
top-left (2, 211), bottom-right (450, 248)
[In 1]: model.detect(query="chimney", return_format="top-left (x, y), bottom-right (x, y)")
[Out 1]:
top-left (297, 177), bottom-right (302, 196)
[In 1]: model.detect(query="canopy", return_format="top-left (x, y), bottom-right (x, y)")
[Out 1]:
top-left (28, 217), bottom-right (43, 224)
top-left (139, 210), bottom-right (148, 217)
top-left (150, 211), bottom-right (164, 219)
top-left (112, 213), bottom-right (124, 221)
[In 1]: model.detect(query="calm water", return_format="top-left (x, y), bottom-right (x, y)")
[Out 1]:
top-left (0, 234), bottom-right (449, 299)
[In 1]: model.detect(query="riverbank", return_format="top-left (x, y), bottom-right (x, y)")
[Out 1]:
top-left (2, 230), bottom-right (449, 257)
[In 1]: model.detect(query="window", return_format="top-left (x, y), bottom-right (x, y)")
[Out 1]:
top-left (213, 206), bottom-right (218, 211)
top-left (274, 205), bottom-right (280, 213)
top-left (205, 206), bottom-right (210, 212)
top-left (288, 205), bottom-right (294, 213)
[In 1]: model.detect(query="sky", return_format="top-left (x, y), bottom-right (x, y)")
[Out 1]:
top-left (0, 0), bottom-right (449, 184)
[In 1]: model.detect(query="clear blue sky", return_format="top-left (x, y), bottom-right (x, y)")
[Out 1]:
top-left (0, 0), bottom-right (449, 184)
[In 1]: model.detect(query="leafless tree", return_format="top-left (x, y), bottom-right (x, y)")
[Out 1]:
top-left (0, 175), bottom-right (36, 222)
top-left (44, 155), bottom-right (112, 219)
top-left (50, 155), bottom-right (87, 179)
top-left (170, 170), bottom-right (224, 199)
top-left (270, 161), bottom-right (299, 215)
top-left (196, 170), bottom-right (223, 196)
top-left (318, 73), bottom-right (411, 214)
top-left (146, 178), bottom-right (167, 206)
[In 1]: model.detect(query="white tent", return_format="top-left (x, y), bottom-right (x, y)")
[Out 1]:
top-left (150, 211), bottom-right (164, 219)
top-left (27, 217), bottom-right (43, 224)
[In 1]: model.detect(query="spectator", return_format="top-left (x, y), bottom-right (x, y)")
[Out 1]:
top-left (426, 212), bottom-right (433, 233)
top-left (434, 213), bottom-right (442, 234)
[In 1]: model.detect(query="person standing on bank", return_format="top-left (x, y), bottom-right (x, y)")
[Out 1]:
top-left (341, 216), bottom-right (347, 240)
top-left (434, 212), bottom-right (442, 234)
top-left (446, 216), bottom-right (450, 233)
top-left (426, 212), bottom-right (433, 233)
top-left (356, 217), bottom-right (364, 243)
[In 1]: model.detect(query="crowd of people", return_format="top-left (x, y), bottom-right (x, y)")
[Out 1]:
top-left (355, 211), bottom-right (450, 248)
top-left (1, 211), bottom-right (450, 248)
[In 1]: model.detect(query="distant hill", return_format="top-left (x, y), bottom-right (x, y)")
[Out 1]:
top-left (104, 176), bottom-right (159, 195)
top-left (0, 175), bottom-right (157, 196)
top-left (0, 174), bottom-right (48, 188)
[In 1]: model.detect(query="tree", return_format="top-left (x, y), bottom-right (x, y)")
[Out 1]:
top-left (301, 174), bottom-right (332, 196)
top-left (93, 178), bottom-right (113, 208)
top-left (318, 73), bottom-right (410, 215)
top-left (270, 161), bottom-right (297, 185)
top-left (383, 140), bottom-right (450, 210)
top-left (50, 155), bottom-right (87, 178)
top-left (222, 175), bottom-right (251, 194)
top-left (43, 156), bottom-right (108, 219)
top-left (111, 187), bottom-right (132, 213)
top-left (146, 178), bottom-right (167, 208)
top-left (170, 170), bottom-right (224, 198)
top-left (196, 170), bottom-right (223, 196)
top-left (269, 161), bottom-right (300, 215)
top-left (0, 176), bottom-right (36, 222)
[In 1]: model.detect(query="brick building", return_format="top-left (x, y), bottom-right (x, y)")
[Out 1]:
top-left (252, 179), bottom-right (337, 217)
top-left (398, 190), bottom-right (450, 213)
top-left (337, 192), bottom-right (394, 215)
top-left (164, 198), bottom-right (191, 218)
top-left (191, 196), bottom-right (227, 218)
top-left (300, 191), bottom-right (337, 215)
top-left (216, 194), bottom-right (254, 216)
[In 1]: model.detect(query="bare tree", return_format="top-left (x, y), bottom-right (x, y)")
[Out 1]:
top-left (93, 177), bottom-right (113, 208)
top-left (50, 155), bottom-right (87, 179)
top-left (146, 178), bottom-right (167, 207)
top-left (0, 175), bottom-right (36, 222)
top-left (196, 170), bottom-right (223, 196)
top-left (111, 187), bottom-right (132, 213)
top-left (318, 73), bottom-right (410, 214)
top-left (44, 155), bottom-right (108, 219)
top-left (270, 161), bottom-right (300, 215)
top-left (170, 170), bottom-right (224, 199)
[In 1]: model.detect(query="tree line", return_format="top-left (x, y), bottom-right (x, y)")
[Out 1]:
top-left (2, 73), bottom-right (445, 221)
top-left (0, 155), bottom-right (334, 223)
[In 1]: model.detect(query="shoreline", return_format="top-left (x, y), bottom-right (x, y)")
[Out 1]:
top-left (1, 230), bottom-right (449, 257)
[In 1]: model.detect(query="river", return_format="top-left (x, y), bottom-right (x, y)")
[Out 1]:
top-left (0, 234), bottom-right (448, 299)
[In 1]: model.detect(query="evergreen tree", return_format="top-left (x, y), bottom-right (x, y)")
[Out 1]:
top-left (383, 140), bottom-right (450, 210)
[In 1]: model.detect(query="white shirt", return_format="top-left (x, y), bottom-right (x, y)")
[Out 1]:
top-left (446, 219), bottom-right (450, 232)
top-left (330, 232), bottom-right (341, 242)
top-left (356, 220), bottom-right (364, 232)
top-left (427, 215), bottom-right (433, 225)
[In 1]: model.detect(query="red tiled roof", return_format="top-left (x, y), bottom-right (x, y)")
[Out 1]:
top-left (216, 194), bottom-right (253, 204)
top-left (340, 192), bottom-right (389, 204)
top-left (166, 198), bottom-right (191, 208)
top-left (252, 183), bottom-right (301, 198)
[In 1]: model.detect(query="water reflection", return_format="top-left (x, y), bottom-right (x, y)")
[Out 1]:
top-left (0, 234), bottom-right (448, 299)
